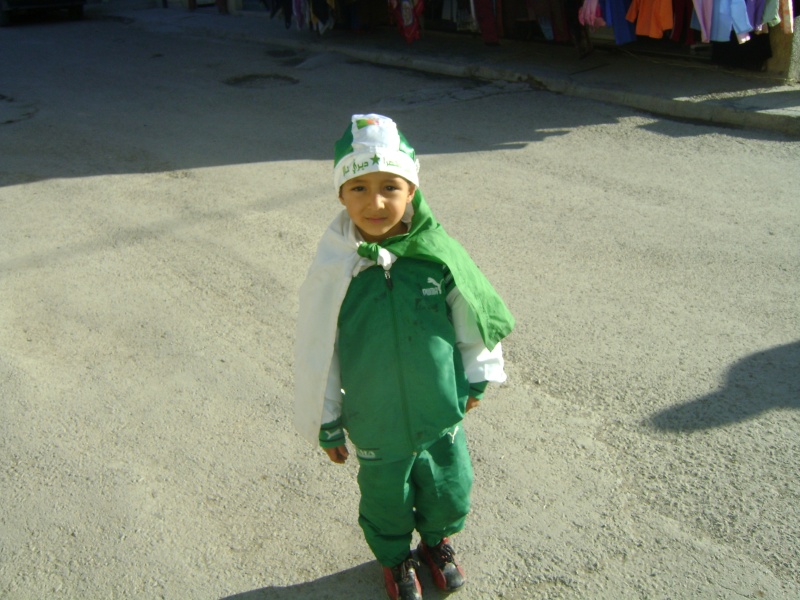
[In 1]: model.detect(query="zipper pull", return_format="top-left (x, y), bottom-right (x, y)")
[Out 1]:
top-left (384, 269), bottom-right (393, 290)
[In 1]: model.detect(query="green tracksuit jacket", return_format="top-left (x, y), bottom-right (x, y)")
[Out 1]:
top-left (336, 257), bottom-right (472, 462)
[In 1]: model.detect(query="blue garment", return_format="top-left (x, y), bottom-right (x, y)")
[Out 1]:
top-left (710, 0), bottom-right (754, 41)
top-left (601, 0), bottom-right (637, 44)
top-left (745, 0), bottom-right (766, 30)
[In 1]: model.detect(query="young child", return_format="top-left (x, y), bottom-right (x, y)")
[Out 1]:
top-left (294, 114), bottom-right (514, 600)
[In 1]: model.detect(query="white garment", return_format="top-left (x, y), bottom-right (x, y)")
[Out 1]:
top-left (293, 211), bottom-right (369, 445)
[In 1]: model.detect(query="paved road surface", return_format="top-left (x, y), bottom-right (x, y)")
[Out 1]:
top-left (1, 13), bottom-right (799, 599)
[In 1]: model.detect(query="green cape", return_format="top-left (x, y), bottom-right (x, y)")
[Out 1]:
top-left (357, 190), bottom-right (514, 349)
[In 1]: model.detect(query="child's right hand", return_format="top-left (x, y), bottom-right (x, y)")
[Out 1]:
top-left (323, 445), bottom-right (349, 464)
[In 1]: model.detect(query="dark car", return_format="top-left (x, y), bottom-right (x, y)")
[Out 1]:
top-left (0, 0), bottom-right (86, 25)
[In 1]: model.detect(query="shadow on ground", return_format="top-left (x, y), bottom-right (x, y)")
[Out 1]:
top-left (648, 340), bottom-right (800, 432)
top-left (3, 7), bottom-right (792, 189)
top-left (219, 562), bottom-right (377, 600)
top-left (220, 559), bottom-right (455, 600)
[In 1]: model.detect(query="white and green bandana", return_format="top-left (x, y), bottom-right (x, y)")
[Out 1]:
top-left (333, 114), bottom-right (420, 191)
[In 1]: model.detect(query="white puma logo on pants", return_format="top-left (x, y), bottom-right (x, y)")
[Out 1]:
top-left (446, 425), bottom-right (459, 444)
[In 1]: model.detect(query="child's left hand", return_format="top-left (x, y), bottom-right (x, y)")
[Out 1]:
top-left (466, 397), bottom-right (480, 412)
top-left (323, 445), bottom-right (349, 464)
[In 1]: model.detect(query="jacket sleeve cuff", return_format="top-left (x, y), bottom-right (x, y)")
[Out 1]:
top-left (319, 419), bottom-right (346, 448)
top-left (469, 381), bottom-right (489, 400)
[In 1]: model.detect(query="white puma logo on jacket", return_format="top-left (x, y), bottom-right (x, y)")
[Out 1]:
top-left (422, 277), bottom-right (444, 296)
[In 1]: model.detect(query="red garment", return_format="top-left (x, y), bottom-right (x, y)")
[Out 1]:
top-left (474, 0), bottom-right (500, 43)
top-left (389, 0), bottom-right (425, 43)
top-left (670, 0), bottom-right (697, 43)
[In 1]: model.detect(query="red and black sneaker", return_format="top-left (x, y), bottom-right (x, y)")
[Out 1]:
top-left (417, 538), bottom-right (466, 592)
top-left (382, 553), bottom-right (423, 600)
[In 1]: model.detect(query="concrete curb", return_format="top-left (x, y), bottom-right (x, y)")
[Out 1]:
top-left (303, 44), bottom-right (800, 137)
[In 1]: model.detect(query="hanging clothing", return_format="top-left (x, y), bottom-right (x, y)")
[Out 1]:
top-left (603, 0), bottom-right (638, 44)
top-left (745, 0), bottom-right (767, 33)
top-left (763, 0), bottom-right (782, 25)
top-left (310, 0), bottom-right (334, 34)
top-left (474, 0), bottom-right (500, 43)
top-left (579, 0), bottom-right (607, 28)
top-left (670, 0), bottom-right (697, 43)
top-left (690, 0), bottom-right (714, 42)
top-left (293, 0), bottom-right (308, 29)
top-left (765, 0), bottom-right (795, 32)
top-left (389, 0), bottom-right (425, 43)
top-left (710, 0), bottom-right (754, 42)
top-left (625, 0), bottom-right (674, 38)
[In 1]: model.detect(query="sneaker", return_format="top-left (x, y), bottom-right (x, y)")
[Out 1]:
top-left (417, 538), bottom-right (465, 592)
top-left (382, 553), bottom-right (423, 600)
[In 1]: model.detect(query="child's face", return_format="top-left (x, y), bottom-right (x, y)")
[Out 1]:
top-left (339, 171), bottom-right (415, 243)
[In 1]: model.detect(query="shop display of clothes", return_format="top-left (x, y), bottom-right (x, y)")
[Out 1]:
top-left (576, 0), bottom-right (795, 45)
top-left (265, 0), bottom-right (794, 49)
top-left (574, 0), bottom-right (793, 72)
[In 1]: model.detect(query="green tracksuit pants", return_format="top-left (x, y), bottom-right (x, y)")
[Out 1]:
top-left (356, 424), bottom-right (474, 567)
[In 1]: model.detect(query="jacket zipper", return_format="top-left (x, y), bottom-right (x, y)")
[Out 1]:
top-left (384, 267), bottom-right (415, 451)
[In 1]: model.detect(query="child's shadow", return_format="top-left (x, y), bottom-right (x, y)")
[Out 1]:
top-left (647, 340), bottom-right (800, 432)
top-left (220, 560), bottom-right (450, 600)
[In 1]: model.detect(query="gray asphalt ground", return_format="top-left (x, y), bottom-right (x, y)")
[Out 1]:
top-left (1, 6), bottom-right (799, 600)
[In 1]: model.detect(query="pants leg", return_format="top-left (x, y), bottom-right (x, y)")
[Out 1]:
top-left (357, 455), bottom-right (417, 567)
top-left (413, 425), bottom-right (473, 547)
top-left (357, 425), bottom-right (474, 565)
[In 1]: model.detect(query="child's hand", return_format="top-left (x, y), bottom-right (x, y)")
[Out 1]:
top-left (323, 445), bottom-right (349, 464)
top-left (466, 397), bottom-right (480, 412)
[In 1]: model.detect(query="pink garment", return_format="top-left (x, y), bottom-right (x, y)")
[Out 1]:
top-left (691, 0), bottom-right (714, 42)
top-left (293, 0), bottom-right (309, 30)
top-left (578, 0), bottom-right (606, 28)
